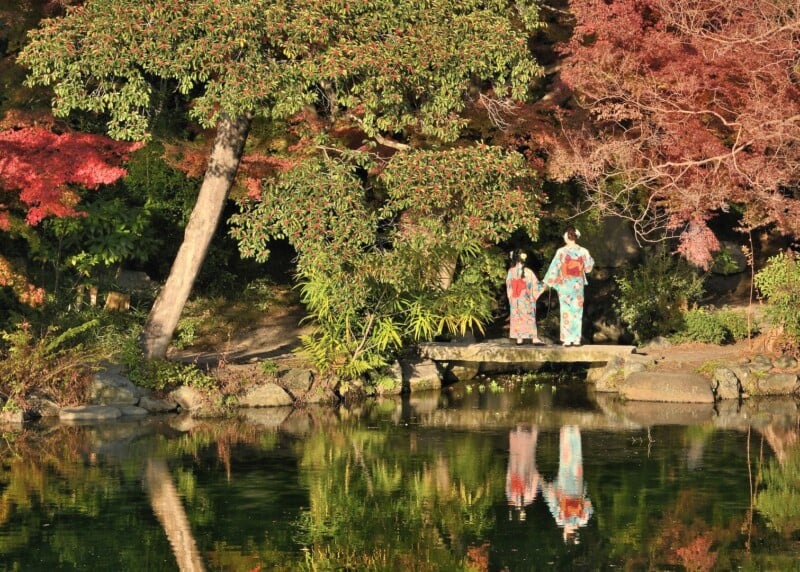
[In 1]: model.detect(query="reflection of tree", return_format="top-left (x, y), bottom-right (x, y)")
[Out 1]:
top-left (589, 425), bottom-right (783, 569)
top-left (0, 426), bottom-right (170, 569)
top-left (0, 419), bottom-right (280, 570)
top-left (756, 444), bottom-right (800, 536)
top-left (145, 458), bottom-right (205, 572)
top-left (295, 422), bottom-right (503, 569)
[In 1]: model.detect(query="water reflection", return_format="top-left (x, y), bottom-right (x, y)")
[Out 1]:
top-left (505, 424), bottom-right (594, 543)
top-left (145, 458), bottom-right (205, 572)
top-left (505, 426), bottom-right (540, 519)
top-left (543, 425), bottom-right (593, 544)
top-left (0, 388), bottom-right (797, 571)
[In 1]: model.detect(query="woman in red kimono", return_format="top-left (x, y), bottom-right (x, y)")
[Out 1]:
top-left (505, 250), bottom-right (544, 345)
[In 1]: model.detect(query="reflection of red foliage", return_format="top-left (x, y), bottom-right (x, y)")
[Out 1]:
top-left (466, 543), bottom-right (490, 572)
top-left (676, 533), bottom-right (718, 572)
top-left (0, 127), bottom-right (142, 228)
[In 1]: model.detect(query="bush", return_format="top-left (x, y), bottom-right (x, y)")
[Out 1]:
top-left (119, 334), bottom-right (216, 393)
top-left (614, 248), bottom-right (705, 344)
top-left (754, 251), bottom-right (800, 344)
top-left (671, 307), bottom-right (754, 344)
top-left (672, 308), bottom-right (728, 344)
top-left (0, 320), bottom-right (103, 410)
top-left (715, 309), bottom-right (754, 341)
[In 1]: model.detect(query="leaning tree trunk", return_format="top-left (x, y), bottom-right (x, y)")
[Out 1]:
top-left (142, 113), bottom-right (251, 359)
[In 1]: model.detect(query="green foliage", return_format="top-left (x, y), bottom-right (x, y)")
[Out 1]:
top-left (614, 248), bottom-right (705, 343)
top-left (25, 144), bottom-right (198, 298)
top-left (20, 0), bottom-right (543, 142)
top-left (119, 333), bottom-right (216, 393)
top-left (42, 197), bottom-right (158, 278)
top-left (671, 308), bottom-right (729, 344)
top-left (232, 148), bottom-right (541, 381)
top-left (0, 319), bottom-right (104, 409)
top-left (259, 359), bottom-right (279, 376)
top-left (674, 306), bottom-right (756, 345)
top-left (715, 309), bottom-right (754, 341)
top-left (754, 251), bottom-right (800, 344)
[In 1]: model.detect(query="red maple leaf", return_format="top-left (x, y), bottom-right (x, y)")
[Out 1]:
top-left (0, 126), bottom-right (142, 229)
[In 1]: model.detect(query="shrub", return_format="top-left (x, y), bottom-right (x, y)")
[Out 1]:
top-left (119, 333), bottom-right (216, 393)
top-left (672, 307), bottom-right (755, 344)
top-left (715, 309), bottom-right (754, 341)
top-left (614, 248), bottom-right (705, 343)
top-left (754, 251), bottom-right (800, 345)
top-left (0, 320), bottom-right (103, 410)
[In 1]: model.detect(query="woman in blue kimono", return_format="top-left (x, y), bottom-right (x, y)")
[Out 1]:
top-left (505, 251), bottom-right (544, 345)
top-left (543, 227), bottom-right (594, 346)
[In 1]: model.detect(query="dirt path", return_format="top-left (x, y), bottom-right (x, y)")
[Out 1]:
top-left (634, 338), bottom-right (757, 373)
top-left (171, 306), bottom-right (313, 367)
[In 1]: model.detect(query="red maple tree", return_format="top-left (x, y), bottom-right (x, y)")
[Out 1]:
top-left (548, 0), bottom-right (800, 267)
top-left (0, 125), bottom-right (141, 304)
top-left (0, 126), bottom-right (142, 229)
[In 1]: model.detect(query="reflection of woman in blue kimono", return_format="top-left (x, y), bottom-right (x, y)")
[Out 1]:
top-left (543, 425), bottom-right (593, 542)
top-left (506, 426), bottom-right (540, 521)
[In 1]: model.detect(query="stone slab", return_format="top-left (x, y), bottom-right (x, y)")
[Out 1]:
top-left (619, 371), bottom-right (715, 403)
top-left (418, 341), bottom-right (636, 364)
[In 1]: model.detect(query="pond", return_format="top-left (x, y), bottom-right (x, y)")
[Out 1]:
top-left (0, 376), bottom-right (798, 571)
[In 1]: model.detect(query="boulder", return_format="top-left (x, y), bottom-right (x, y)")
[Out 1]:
top-left (239, 382), bottom-right (294, 407)
top-left (138, 396), bottom-right (179, 413)
top-left (401, 358), bottom-right (442, 392)
top-left (444, 361), bottom-right (480, 382)
top-left (711, 368), bottom-right (741, 400)
top-left (755, 373), bottom-right (799, 396)
top-left (118, 405), bottom-right (149, 417)
top-left (280, 368), bottom-right (314, 397)
top-left (60, 405), bottom-right (123, 421)
top-left (27, 395), bottom-right (61, 418)
top-left (0, 410), bottom-right (24, 424)
top-left (169, 386), bottom-right (208, 412)
top-left (773, 355), bottom-right (798, 369)
top-left (710, 240), bottom-right (748, 275)
top-left (91, 364), bottom-right (144, 406)
top-left (584, 217), bottom-right (639, 269)
top-left (618, 371), bottom-right (715, 403)
top-left (378, 361), bottom-right (404, 396)
top-left (586, 356), bottom-right (625, 393)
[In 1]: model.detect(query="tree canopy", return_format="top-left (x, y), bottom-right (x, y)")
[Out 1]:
top-left (20, 0), bottom-right (543, 143)
top-left (549, 0), bottom-right (800, 268)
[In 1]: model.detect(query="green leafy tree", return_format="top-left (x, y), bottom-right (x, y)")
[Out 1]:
top-left (19, 0), bottom-right (544, 359)
top-left (754, 250), bottom-right (800, 346)
top-left (232, 146), bottom-right (541, 379)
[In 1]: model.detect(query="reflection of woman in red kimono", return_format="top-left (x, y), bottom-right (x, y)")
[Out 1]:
top-left (505, 426), bottom-right (540, 521)
top-left (543, 425), bottom-right (593, 542)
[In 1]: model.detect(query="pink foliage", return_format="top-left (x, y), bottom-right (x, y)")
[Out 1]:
top-left (552, 0), bottom-right (800, 256)
top-left (0, 126), bottom-right (142, 228)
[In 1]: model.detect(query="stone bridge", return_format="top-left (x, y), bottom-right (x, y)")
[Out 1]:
top-left (417, 340), bottom-right (637, 365)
